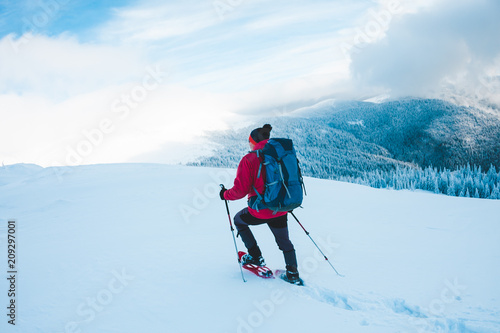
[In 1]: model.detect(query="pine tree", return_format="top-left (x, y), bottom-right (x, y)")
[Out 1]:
top-left (484, 184), bottom-right (491, 199)
top-left (491, 185), bottom-right (500, 200)
top-left (447, 181), bottom-right (456, 197)
top-left (434, 177), bottom-right (440, 194)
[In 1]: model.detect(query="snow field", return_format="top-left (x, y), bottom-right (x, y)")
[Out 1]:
top-left (0, 163), bottom-right (499, 332)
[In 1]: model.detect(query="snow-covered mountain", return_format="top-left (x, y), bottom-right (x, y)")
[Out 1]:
top-left (1, 163), bottom-right (499, 332)
top-left (191, 98), bottom-right (500, 178)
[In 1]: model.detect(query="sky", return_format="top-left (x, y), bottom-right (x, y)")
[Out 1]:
top-left (0, 0), bottom-right (499, 166)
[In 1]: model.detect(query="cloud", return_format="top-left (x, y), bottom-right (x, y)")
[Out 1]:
top-left (349, 0), bottom-right (500, 98)
top-left (97, 1), bottom-right (219, 43)
top-left (0, 0), bottom-right (362, 166)
top-left (0, 82), bottom-right (237, 166)
top-left (93, 0), bottom-right (371, 94)
top-left (10, 0), bottom-right (480, 166)
top-left (0, 33), bottom-right (146, 99)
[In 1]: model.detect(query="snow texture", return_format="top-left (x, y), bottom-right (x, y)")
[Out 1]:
top-left (0, 163), bottom-right (499, 332)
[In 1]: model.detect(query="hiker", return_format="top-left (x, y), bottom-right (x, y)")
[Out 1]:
top-left (219, 124), bottom-right (301, 284)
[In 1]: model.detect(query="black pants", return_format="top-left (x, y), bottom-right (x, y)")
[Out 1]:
top-left (234, 207), bottom-right (298, 269)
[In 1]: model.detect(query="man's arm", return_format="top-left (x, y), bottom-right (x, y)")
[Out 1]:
top-left (224, 155), bottom-right (253, 201)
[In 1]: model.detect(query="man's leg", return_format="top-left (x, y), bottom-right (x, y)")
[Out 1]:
top-left (268, 215), bottom-right (298, 269)
top-left (234, 208), bottom-right (265, 259)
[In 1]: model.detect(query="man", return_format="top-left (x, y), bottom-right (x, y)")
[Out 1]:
top-left (219, 124), bottom-right (302, 284)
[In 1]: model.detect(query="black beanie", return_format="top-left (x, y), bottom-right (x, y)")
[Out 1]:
top-left (249, 124), bottom-right (272, 144)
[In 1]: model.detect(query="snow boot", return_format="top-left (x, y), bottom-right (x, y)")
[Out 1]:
top-left (280, 265), bottom-right (304, 286)
top-left (241, 253), bottom-right (266, 267)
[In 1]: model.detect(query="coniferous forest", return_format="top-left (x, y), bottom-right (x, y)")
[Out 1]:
top-left (188, 98), bottom-right (500, 199)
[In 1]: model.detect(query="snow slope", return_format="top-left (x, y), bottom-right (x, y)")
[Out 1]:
top-left (0, 163), bottom-right (499, 333)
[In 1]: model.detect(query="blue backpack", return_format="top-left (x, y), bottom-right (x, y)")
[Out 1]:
top-left (249, 138), bottom-right (306, 213)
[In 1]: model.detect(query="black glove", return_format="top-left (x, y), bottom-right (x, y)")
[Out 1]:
top-left (219, 187), bottom-right (227, 200)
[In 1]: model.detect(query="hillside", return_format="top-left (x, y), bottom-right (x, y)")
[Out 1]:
top-left (306, 99), bottom-right (500, 171)
top-left (190, 98), bottom-right (500, 178)
top-left (1, 163), bottom-right (499, 332)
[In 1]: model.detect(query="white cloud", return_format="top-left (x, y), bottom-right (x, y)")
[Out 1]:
top-left (349, 0), bottom-right (500, 99)
top-left (10, 0), bottom-right (495, 166)
top-left (240, 1), bottom-right (366, 32)
top-left (0, 33), bottom-right (146, 99)
top-left (94, 0), bottom-right (371, 96)
top-left (98, 1), bottom-right (218, 43)
top-left (0, 0), bottom-right (375, 166)
top-left (0, 82), bottom-right (236, 166)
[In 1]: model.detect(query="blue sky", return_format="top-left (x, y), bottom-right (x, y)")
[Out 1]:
top-left (0, 0), bottom-right (499, 166)
top-left (1, 0), bottom-right (376, 96)
top-left (0, 0), bottom-right (133, 38)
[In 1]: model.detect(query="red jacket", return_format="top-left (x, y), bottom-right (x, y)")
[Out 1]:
top-left (224, 139), bottom-right (287, 219)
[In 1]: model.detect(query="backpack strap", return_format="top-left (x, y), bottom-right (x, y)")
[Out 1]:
top-left (250, 149), bottom-right (265, 179)
top-left (278, 162), bottom-right (292, 199)
top-left (297, 160), bottom-right (307, 196)
top-left (251, 185), bottom-right (280, 215)
top-left (251, 185), bottom-right (264, 212)
top-left (248, 147), bottom-right (280, 215)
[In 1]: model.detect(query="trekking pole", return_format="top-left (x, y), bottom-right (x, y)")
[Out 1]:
top-left (220, 185), bottom-right (246, 283)
top-left (290, 211), bottom-right (344, 277)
